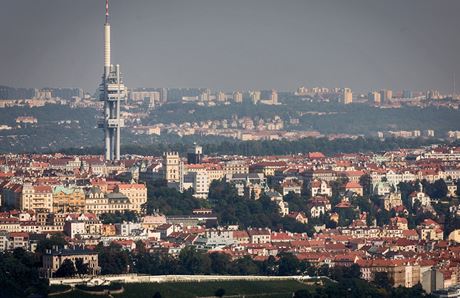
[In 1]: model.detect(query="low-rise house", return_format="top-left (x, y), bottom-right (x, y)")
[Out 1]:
top-left (373, 181), bottom-right (392, 196)
top-left (418, 219), bottom-right (443, 241)
top-left (345, 181), bottom-right (363, 196)
top-left (281, 179), bottom-right (302, 196)
top-left (287, 211), bottom-right (308, 224)
top-left (382, 192), bottom-right (403, 211)
top-left (307, 196), bottom-right (331, 218)
top-left (233, 230), bottom-right (250, 244)
top-left (9, 232), bottom-right (29, 250)
top-left (248, 228), bottom-right (271, 244)
top-left (410, 191), bottom-right (431, 207)
top-left (310, 179), bottom-right (332, 197)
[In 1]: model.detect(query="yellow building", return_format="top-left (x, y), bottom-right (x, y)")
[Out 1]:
top-left (448, 230), bottom-right (460, 243)
top-left (52, 186), bottom-right (85, 213)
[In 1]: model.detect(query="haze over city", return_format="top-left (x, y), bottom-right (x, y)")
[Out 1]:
top-left (1, 0), bottom-right (460, 92)
top-left (2, 1), bottom-right (460, 298)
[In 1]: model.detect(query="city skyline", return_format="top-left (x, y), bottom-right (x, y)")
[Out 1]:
top-left (0, 0), bottom-right (460, 93)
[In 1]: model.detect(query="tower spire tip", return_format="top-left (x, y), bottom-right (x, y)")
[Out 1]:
top-left (105, 0), bottom-right (109, 23)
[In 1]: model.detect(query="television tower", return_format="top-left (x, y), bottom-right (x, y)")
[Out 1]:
top-left (98, 0), bottom-right (126, 161)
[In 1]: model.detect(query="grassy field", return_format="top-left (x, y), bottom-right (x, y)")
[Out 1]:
top-left (52, 280), bottom-right (313, 298)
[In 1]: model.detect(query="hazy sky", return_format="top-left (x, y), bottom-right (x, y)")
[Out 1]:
top-left (1, 0), bottom-right (460, 93)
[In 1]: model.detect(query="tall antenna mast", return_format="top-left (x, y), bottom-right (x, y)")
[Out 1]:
top-left (99, 0), bottom-right (126, 161)
top-left (105, 0), bottom-right (109, 23)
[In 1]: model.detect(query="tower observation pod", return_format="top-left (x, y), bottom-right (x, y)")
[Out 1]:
top-left (98, 0), bottom-right (126, 161)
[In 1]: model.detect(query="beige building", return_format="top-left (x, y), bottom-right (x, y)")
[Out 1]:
top-left (369, 91), bottom-right (381, 105)
top-left (163, 152), bottom-right (182, 184)
top-left (85, 187), bottom-right (134, 215)
top-left (358, 259), bottom-right (420, 288)
top-left (382, 192), bottom-right (403, 211)
top-left (379, 89), bottom-right (393, 103)
top-left (116, 183), bottom-right (147, 213)
top-left (448, 229), bottom-right (460, 243)
top-left (41, 248), bottom-right (100, 278)
top-left (270, 90), bottom-right (278, 104)
top-left (223, 161), bottom-right (249, 175)
top-left (216, 91), bottom-right (226, 102)
top-left (205, 164), bottom-right (225, 185)
top-left (250, 90), bottom-right (261, 104)
top-left (233, 91), bottom-right (243, 103)
top-left (418, 219), bottom-right (443, 241)
top-left (20, 184), bottom-right (53, 212)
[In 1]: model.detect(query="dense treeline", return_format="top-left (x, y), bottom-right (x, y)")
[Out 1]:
top-left (0, 248), bottom-right (48, 298)
top-left (56, 136), bottom-right (448, 157)
top-left (143, 180), bottom-right (312, 233)
top-left (143, 176), bottom-right (460, 237)
top-left (97, 243), bottom-right (427, 298)
top-left (145, 180), bottom-right (207, 215)
top-left (132, 246), bottom-right (312, 276)
top-left (201, 137), bottom-right (441, 156)
top-left (208, 180), bottom-right (312, 233)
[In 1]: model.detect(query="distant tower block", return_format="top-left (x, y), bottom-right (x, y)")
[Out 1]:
top-left (163, 152), bottom-right (182, 183)
top-left (187, 143), bottom-right (203, 164)
top-left (233, 91), bottom-right (243, 103)
top-left (342, 88), bottom-right (352, 104)
top-left (98, 0), bottom-right (127, 161)
top-left (271, 90), bottom-right (278, 104)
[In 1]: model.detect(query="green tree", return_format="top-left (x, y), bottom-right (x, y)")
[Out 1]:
top-left (35, 233), bottom-right (67, 255)
top-left (229, 256), bottom-right (259, 275)
top-left (278, 253), bottom-right (300, 275)
top-left (344, 264), bottom-right (362, 279)
top-left (259, 255), bottom-right (278, 276)
top-left (75, 258), bottom-right (89, 276)
top-left (145, 180), bottom-right (205, 215)
top-left (374, 271), bottom-right (392, 290)
top-left (0, 249), bottom-right (48, 298)
top-left (376, 209), bottom-right (391, 226)
top-left (359, 174), bottom-right (372, 197)
top-left (428, 179), bottom-right (448, 199)
top-left (54, 259), bottom-right (76, 277)
top-left (179, 246), bottom-right (211, 274)
top-left (209, 252), bottom-right (231, 274)
top-left (96, 242), bottom-right (132, 274)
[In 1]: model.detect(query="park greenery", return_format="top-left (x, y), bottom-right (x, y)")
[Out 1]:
top-left (57, 136), bottom-right (450, 157)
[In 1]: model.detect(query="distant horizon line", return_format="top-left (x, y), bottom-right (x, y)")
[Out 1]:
top-left (0, 83), bottom-right (454, 96)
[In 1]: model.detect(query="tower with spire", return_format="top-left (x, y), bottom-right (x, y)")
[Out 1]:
top-left (98, 0), bottom-right (126, 161)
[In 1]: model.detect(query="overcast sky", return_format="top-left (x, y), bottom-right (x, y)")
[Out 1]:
top-left (1, 0), bottom-right (459, 93)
